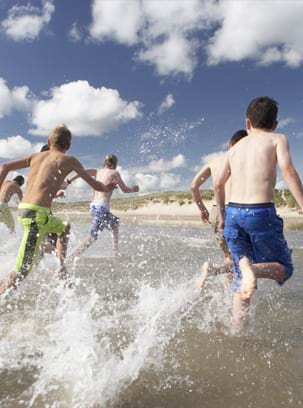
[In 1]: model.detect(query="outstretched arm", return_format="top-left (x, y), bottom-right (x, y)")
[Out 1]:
top-left (71, 160), bottom-right (115, 192)
top-left (277, 135), bottom-right (303, 210)
top-left (190, 164), bottom-right (211, 224)
top-left (116, 172), bottom-right (139, 193)
top-left (0, 157), bottom-right (32, 188)
top-left (67, 168), bottom-right (97, 184)
top-left (214, 156), bottom-right (231, 232)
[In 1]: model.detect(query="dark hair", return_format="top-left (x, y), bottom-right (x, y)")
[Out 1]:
top-left (229, 129), bottom-right (248, 147)
top-left (104, 154), bottom-right (118, 169)
top-left (40, 144), bottom-right (49, 152)
top-left (49, 124), bottom-right (72, 150)
top-left (246, 96), bottom-right (278, 130)
top-left (13, 175), bottom-right (25, 186)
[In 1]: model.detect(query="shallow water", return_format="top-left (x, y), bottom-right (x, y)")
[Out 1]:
top-left (0, 221), bottom-right (303, 408)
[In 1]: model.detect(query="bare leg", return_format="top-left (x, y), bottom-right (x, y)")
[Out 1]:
top-left (196, 261), bottom-right (233, 288)
top-left (232, 293), bottom-right (251, 327)
top-left (56, 223), bottom-right (70, 280)
top-left (232, 257), bottom-right (286, 325)
top-left (112, 225), bottom-right (119, 256)
top-left (239, 257), bottom-right (285, 300)
top-left (72, 235), bottom-right (95, 259)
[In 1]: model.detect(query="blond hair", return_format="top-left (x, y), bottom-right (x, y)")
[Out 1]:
top-left (48, 124), bottom-right (72, 149)
top-left (104, 154), bottom-right (118, 169)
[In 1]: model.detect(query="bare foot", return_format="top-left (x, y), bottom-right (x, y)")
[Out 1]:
top-left (196, 261), bottom-right (212, 288)
top-left (239, 257), bottom-right (257, 300)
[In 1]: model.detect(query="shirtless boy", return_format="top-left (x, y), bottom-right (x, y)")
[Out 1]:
top-left (215, 97), bottom-right (303, 325)
top-left (0, 125), bottom-right (115, 295)
top-left (0, 175), bottom-right (24, 233)
top-left (69, 154), bottom-right (139, 257)
top-left (191, 130), bottom-right (248, 287)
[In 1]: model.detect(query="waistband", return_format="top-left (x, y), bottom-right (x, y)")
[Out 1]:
top-left (18, 203), bottom-right (50, 213)
top-left (90, 202), bottom-right (110, 210)
top-left (228, 202), bottom-right (275, 209)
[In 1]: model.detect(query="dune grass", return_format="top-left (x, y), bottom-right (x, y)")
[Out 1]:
top-left (52, 189), bottom-right (298, 212)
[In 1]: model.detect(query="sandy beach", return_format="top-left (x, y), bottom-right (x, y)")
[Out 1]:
top-left (56, 199), bottom-right (303, 229)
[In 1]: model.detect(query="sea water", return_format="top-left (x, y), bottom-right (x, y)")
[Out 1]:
top-left (0, 219), bottom-right (303, 408)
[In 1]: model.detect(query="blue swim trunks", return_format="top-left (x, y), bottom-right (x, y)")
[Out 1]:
top-left (224, 202), bottom-right (293, 292)
top-left (89, 204), bottom-right (120, 240)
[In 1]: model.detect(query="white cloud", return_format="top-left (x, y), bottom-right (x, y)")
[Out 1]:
top-left (201, 151), bottom-right (225, 167)
top-left (116, 155), bottom-right (185, 194)
top-left (127, 154), bottom-right (186, 174)
top-left (0, 78), bottom-right (33, 118)
top-left (207, 1), bottom-right (303, 67)
top-left (87, 0), bottom-right (303, 77)
top-left (1, 0), bottom-right (55, 42)
top-left (277, 118), bottom-right (295, 129)
top-left (158, 94), bottom-right (175, 115)
top-left (275, 179), bottom-right (287, 190)
top-left (0, 135), bottom-right (43, 159)
top-left (120, 169), bottom-right (181, 194)
top-left (90, 0), bottom-right (143, 45)
top-left (30, 80), bottom-right (142, 136)
top-left (68, 22), bottom-right (83, 42)
top-left (89, 0), bottom-right (210, 78)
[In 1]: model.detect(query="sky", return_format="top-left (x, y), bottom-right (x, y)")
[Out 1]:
top-left (0, 0), bottom-right (303, 200)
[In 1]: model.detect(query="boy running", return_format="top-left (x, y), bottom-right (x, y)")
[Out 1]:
top-left (68, 154), bottom-right (139, 257)
top-left (215, 97), bottom-right (303, 325)
top-left (191, 130), bottom-right (248, 287)
top-left (0, 175), bottom-right (24, 233)
top-left (0, 125), bottom-right (115, 295)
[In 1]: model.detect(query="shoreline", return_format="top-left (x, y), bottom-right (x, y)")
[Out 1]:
top-left (53, 201), bottom-right (303, 229)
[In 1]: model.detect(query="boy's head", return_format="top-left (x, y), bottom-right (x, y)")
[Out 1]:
top-left (48, 125), bottom-right (72, 151)
top-left (229, 129), bottom-right (248, 148)
top-left (13, 175), bottom-right (25, 187)
top-left (104, 154), bottom-right (118, 169)
top-left (246, 96), bottom-right (278, 130)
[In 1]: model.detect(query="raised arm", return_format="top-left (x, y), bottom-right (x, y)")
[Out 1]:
top-left (214, 155), bottom-right (231, 231)
top-left (116, 172), bottom-right (139, 193)
top-left (0, 156), bottom-right (32, 187)
top-left (71, 160), bottom-right (115, 192)
top-left (277, 134), bottom-right (303, 210)
top-left (190, 164), bottom-right (211, 223)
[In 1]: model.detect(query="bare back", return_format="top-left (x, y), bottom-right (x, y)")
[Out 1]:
top-left (228, 131), bottom-right (279, 203)
top-left (0, 180), bottom-right (22, 203)
top-left (23, 150), bottom-right (77, 208)
top-left (93, 168), bottom-right (119, 205)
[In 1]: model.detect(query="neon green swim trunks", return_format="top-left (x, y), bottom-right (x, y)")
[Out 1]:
top-left (15, 203), bottom-right (66, 278)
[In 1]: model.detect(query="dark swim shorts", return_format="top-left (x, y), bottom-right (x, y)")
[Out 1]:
top-left (224, 203), bottom-right (293, 292)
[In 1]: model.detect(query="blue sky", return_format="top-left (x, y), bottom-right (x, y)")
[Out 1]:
top-left (0, 0), bottom-right (303, 199)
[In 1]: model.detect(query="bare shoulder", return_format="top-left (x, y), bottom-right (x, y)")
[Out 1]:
top-left (273, 132), bottom-right (288, 147)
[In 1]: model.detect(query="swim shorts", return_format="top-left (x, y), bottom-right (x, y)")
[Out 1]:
top-left (89, 203), bottom-right (120, 240)
top-left (210, 205), bottom-right (230, 258)
top-left (0, 203), bottom-right (15, 232)
top-left (15, 203), bottom-right (66, 279)
top-left (224, 203), bottom-right (293, 292)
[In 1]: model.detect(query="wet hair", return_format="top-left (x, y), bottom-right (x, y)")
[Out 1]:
top-left (229, 129), bottom-right (248, 147)
top-left (104, 154), bottom-right (118, 169)
top-left (246, 96), bottom-right (279, 130)
top-left (48, 124), bottom-right (72, 150)
top-left (13, 175), bottom-right (25, 186)
top-left (40, 144), bottom-right (49, 152)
